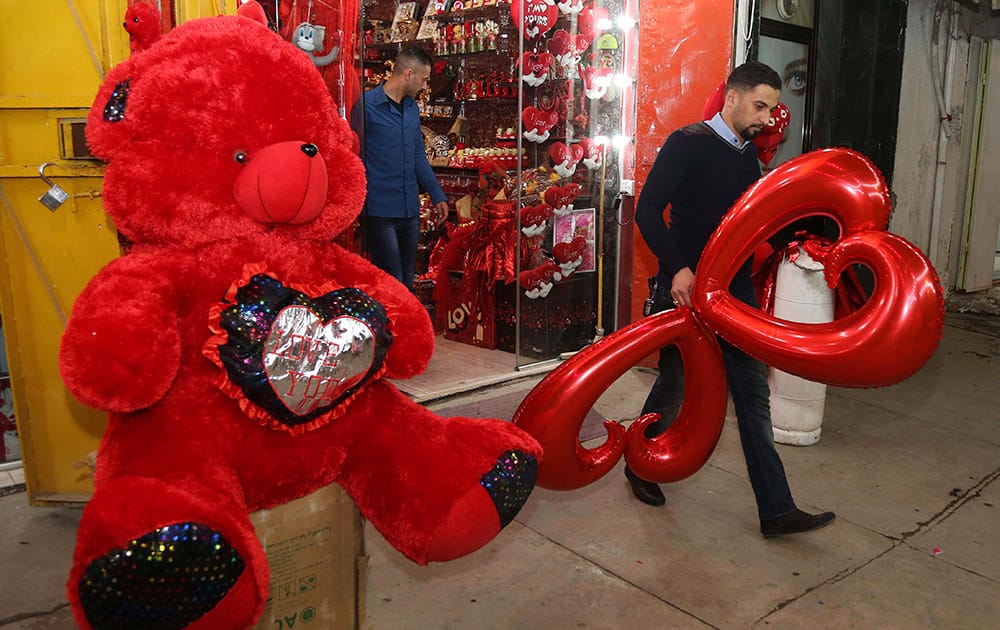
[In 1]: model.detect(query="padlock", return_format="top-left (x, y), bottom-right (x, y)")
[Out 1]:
top-left (38, 162), bottom-right (70, 211)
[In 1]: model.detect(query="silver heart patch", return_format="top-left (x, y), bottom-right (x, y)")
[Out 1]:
top-left (263, 305), bottom-right (375, 417)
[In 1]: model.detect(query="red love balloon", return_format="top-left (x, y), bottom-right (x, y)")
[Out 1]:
top-left (513, 147), bottom-right (944, 491)
top-left (511, 0), bottom-right (559, 39)
top-left (692, 148), bottom-right (944, 387)
top-left (512, 307), bottom-right (727, 489)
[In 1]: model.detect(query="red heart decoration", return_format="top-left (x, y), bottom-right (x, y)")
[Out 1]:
top-left (568, 143), bottom-right (585, 164)
top-left (554, 235), bottom-right (587, 264)
top-left (546, 29), bottom-right (573, 57)
top-left (577, 137), bottom-right (600, 160)
top-left (521, 51), bottom-right (553, 77)
top-left (522, 106), bottom-right (547, 132)
top-left (520, 202), bottom-right (554, 227)
top-left (511, 0), bottom-right (560, 39)
top-left (562, 183), bottom-right (581, 203)
top-left (548, 141), bottom-right (571, 165)
top-left (766, 102), bottom-right (792, 135)
top-left (543, 184), bottom-right (566, 208)
top-left (578, 3), bottom-right (611, 36)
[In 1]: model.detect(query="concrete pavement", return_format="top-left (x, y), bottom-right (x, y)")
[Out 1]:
top-left (2, 313), bottom-right (998, 628)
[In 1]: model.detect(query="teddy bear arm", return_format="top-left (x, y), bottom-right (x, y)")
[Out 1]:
top-left (334, 250), bottom-right (435, 379)
top-left (60, 261), bottom-right (182, 412)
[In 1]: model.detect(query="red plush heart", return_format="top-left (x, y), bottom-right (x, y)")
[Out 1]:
top-left (521, 51), bottom-right (553, 78)
top-left (578, 3), bottom-right (611, 36)
top-left (766, 101), bottom-right (792, 135)
top-left (568, 142), bottom-right (585, 164)
top-left (522, 106), bottom-right (557, 132)
top-left (547, 183), bottom-right (581, 209)
top-left (511, 0), bottom-right (560, 39)
top-left (580, 65), bottom-right (614, 99)
top-left (548, 141), bottom-right (571, 165)
top-left (520, 202), bottom-right (554, 227)
top-left (553, 236), bottom-right (587, 264)
top-left (546, 29), bottom-right (573, 57)
top-left (577, 137), bottom-right (600, 160)
top-left (543, 184), bottom-right (566, 208)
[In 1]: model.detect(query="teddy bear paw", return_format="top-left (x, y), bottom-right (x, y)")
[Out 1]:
top-left (76, 522), bottom-right (254, 629)
top-left (480, 450), bottom-right (538, 527)
top-left (425, 450), bottom-right (538, 562)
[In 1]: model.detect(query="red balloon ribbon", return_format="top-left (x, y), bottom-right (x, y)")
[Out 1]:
top-left (512, 307), bottom-right (727, 490)
top-left (693, 148), bottom-right (944, 387)
top-left (514, 148), bottom-right (945, 490)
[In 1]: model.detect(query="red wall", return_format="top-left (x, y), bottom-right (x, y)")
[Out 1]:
top-left (631, 0), bottom-right (735, 322)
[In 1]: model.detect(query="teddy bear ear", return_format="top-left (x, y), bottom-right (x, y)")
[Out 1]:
top-left (237, 1), bottom-right (269, 25)
top-left (85, 63), bottom-right (137, 161)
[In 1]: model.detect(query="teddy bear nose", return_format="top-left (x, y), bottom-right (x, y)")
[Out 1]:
top-left (300, 143), bottom-right (318, 157)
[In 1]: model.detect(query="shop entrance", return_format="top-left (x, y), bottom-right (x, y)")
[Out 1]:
top-left (357, 0), bottom-right (637, 372)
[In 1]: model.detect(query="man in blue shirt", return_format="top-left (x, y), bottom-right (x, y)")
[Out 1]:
top-left (351, 47), bottom-right (449, 291)
top-left (630, 62), bottom-right (835, 538)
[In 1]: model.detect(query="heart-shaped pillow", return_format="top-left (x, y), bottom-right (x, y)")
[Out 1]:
top-left (207, 271), bottom-right (391, 434)
top-left (512, 0), bottom-right (560, 39)
top-left (522, 106), bottom-right (558, 143)
top-left (546, 29), bottom-right (573, 58)
top-left (520, 202), bottom-right (554, 237)
top-left (554, 235), bottom-right (587, 264)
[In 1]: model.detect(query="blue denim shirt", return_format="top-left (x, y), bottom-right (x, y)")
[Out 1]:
top-left (350, 84), bottom-right (446, 218)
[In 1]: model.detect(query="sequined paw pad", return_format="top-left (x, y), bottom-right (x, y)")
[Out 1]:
top-left (79, 522), bottom-right (245, 630)
top-left (479, 450), bottom-right (538, 528)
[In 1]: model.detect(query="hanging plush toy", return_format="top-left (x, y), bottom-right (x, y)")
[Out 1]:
top-left (60, 6), bottom-right (540, 629)
top-left (292, 21), bottom-right (340, 66)
top-left (122, 1), bottom-right (162, 54)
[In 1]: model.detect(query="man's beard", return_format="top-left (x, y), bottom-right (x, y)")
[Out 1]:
top-left (740, 125), bottom-right (763, 140)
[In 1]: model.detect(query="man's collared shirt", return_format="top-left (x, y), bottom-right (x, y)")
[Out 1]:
top-left (705, 112), bottom-right (747, 150)
top-left (352, 84), bottom-right (446, 218)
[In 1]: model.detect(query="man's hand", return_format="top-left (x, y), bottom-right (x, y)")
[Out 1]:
top-left (433, 201), bottom-right (450, 227)
top-left (671, 267), bottom-right (695, 307)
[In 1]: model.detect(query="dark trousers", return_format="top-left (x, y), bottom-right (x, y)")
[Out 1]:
top-left (367, 215), bottom-right (421, 292)
top-left (640, 279), bottom-right (797, 520)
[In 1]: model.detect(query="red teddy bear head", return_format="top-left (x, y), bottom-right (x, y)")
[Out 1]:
top-left (86, 7), bottom-right (365, 249)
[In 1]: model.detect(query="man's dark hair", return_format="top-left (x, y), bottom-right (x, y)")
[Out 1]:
top-left (726, 61), bottom-right (781, 92)
top-left (395, 46), bottom-right (434, 73)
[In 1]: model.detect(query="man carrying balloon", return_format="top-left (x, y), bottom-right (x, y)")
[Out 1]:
top-left (629, 61), bottom-right (836, 537)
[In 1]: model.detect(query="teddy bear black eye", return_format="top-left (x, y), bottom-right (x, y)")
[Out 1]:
top-left (234, 151), bottom-right (249, 164)
top-left (132, 16), bottom-right (140, 22)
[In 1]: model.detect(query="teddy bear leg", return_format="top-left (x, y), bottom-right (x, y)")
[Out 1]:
top-left (336, 384), bottom-right (542, 564)
top-left (68, 476), bottom-right (267, 630)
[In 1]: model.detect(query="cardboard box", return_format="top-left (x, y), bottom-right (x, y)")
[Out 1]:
top-left (251, 484), bottom-right (365, 630)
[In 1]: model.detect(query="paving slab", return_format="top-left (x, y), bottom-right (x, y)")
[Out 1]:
top-left (364, 517), bottom-right (708, 629)
top-left (0, 493), bottom-right (79, 627)
top-left (760, 542), bottom-right (1000, 628)
top-left (910, 468), bottom-right (1000, 583)
top-left (517, 460), bottom-right (891, 629)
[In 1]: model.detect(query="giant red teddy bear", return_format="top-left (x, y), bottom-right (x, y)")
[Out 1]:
top-left (59, 7), bottom-right (541, 629)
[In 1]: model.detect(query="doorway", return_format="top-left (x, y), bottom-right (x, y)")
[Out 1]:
top-left (959, 38), bottom-right (1000, 291)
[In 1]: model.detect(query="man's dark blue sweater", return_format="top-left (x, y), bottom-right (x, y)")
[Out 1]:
top-left (636, 118), bottom-right (762, 299)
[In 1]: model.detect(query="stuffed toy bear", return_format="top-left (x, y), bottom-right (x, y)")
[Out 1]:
top-left (60, 6), bottom-right (541, 629)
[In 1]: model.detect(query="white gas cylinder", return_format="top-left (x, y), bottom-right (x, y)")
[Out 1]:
top-left (768, 247), bottom-right (835, 446)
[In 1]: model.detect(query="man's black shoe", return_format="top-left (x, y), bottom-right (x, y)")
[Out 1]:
top-left (760, 509), bottom-right (836, 538)
top-left (624, 466), bottom-right (665, 506)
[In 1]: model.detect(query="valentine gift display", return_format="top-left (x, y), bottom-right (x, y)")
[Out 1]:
top-left (59, 8), bottom-right (541, 629)
top-left (513, 149), bottom-right (945, 490)
top-left (360, 0), bottom-right (638, 362)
